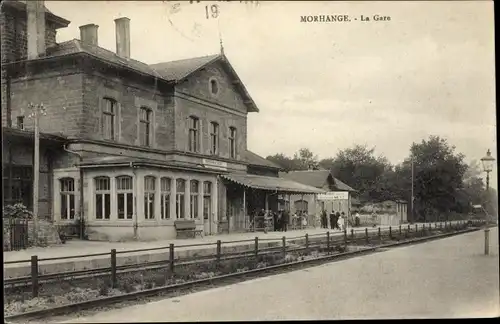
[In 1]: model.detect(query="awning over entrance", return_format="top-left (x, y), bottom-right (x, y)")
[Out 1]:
top-left (221, 174), bottom-right (326, 194)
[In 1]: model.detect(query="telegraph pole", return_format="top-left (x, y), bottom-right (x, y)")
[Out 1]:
top-left (411, 159), bottom-right (414, 224)
top-left (32, 103), bottom-right (41, 244)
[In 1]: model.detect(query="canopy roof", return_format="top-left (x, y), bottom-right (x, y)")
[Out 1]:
top-left (221, 174), bottom-right (326, 194)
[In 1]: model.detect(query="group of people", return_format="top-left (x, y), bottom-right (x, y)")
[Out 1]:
top-left (251, 209), bottom-right (291, 232)
top-left (272, 209), bottom-right (290, 232)
top-left (320, 210), bottom-right (347, 231)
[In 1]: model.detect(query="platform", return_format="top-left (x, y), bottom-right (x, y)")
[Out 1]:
top-left (2, 222), bottom-right (455, 279)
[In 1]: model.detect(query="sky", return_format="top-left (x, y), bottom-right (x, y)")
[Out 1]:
top-left (45, 0), bottom-right (497, 188)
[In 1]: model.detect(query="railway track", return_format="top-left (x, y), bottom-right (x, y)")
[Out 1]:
top-left (4, 224), bottom-right (481, 323)
top-left (3, 225), bottom-right (463, 288)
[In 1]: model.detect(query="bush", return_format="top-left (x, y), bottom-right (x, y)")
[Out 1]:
top-left (3, 204), bottom-right (32, 219)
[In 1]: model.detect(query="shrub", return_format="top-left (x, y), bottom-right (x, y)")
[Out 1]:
top-left (3, 204), bottom-right (32, 219)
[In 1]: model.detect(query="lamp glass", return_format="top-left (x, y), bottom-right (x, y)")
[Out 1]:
top-left (481, 151), bottom-right (495, 173)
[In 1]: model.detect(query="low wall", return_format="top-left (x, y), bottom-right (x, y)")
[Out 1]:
top-left (357, 213), bottom-right (402, 226)
top-left (3, 219), bottom-right (62, 251)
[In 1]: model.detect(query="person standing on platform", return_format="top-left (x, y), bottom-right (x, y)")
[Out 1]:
top-left (340, 212), bottom-right (346, 231)
top-left (330, 211), bottom-right (336, 230)
top-left (321, 210), bottom-right (327, 229)
top-left (282, 209), bottom-right (289, 232)
top-left (274, 211), bottom-right (280, 232)
top-left (335, 211), bottom-right (341, 230)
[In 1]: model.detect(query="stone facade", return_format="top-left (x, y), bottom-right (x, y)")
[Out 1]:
top-left (1, 1), bottom-right (278, 242)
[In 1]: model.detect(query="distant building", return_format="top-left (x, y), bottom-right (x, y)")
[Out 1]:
top-left (279, 170), bottom-right (356, 225)
top-left (1, 1), bottom-right (323, 241)
top-left (356, 200), bottom-right (408, 226)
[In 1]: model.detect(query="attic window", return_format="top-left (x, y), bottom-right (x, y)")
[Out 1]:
top-left (209, 78), bottom-right (219, 96)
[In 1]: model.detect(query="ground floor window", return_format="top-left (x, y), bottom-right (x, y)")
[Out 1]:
top-left (95, 177), bottom-right (111, 220)
top-left (2, 165), bottom-right (33, 209)
top-left (176, 179), bottom-right (185, 218)
top-left (161, 177), bottom-right (171, 219)
top-left (60, 178), bottom-right (76, 220)
top-left (144, 176), bottom-right (155, 220)
top-left (116, 176), bottom-right (133, 220)
top-left (190, 180), bottom-right (199, 219)
top-left (203, 181), bottom-right (212, 220)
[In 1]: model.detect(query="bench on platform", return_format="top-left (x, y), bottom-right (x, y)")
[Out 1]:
top-left (174, 219), bottom-right (203, 239)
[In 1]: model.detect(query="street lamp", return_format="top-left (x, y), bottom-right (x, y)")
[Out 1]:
top-left (480, 149), bottom-right (495, 255)
top-left (480, 149), bottom-right (495, 190)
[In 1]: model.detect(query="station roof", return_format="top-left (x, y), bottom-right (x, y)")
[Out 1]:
top-left (279, 170), bottom-right (356, 192)
top-left (221, 173), bottom-right (326, 194)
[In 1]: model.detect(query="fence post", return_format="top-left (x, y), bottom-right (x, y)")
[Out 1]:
top-left (326, 231), bottom-right (331, 252)
top-left (169, 243), bottom-right (175, 275)
top-left (305, 234), bottom-right (309, 254)
top-left (110, 249), bottom-right (117, 288)
top-left (415, 224), bottom-right (418, 236)
top-left (343, 229), bottom-right (347, 248)
top-left (351, 229), bottom-right (354, 241)
top-left (399, 225), bottom-right (402, 237)
top-left (254, 237), bottom-right (259, 260)
top-left (31, 255), bottom-right (39, 298)
top-left (389, 226), bottom-right (392, 240)
top-left (282, 236), bottom-right (286, 258)
top-left (378, 227), bottom-right (381, 241)
top-left (216, 240), bottom-right (222, 265)
top-left (365, 228), bottom-right (369, 245)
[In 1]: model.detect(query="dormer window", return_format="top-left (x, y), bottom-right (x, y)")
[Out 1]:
top-left (209, 77), bottom-right (219, 96)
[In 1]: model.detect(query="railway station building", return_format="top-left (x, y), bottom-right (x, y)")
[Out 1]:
top-left (1, 1), bottom-right (323, 241)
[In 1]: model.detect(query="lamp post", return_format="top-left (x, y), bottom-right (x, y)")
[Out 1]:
top-left (480, 149), bottom-right (495, 255)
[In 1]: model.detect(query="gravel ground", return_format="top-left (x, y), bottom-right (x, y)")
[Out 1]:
top-left (59, 227), bottom-right (499, 322)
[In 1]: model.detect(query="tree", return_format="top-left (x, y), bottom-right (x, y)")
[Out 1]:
top-left (293, 148), bottom-right (319, 170)
top-left (328, 144), bottom-right (393, 202)
top-left (266, 148), bottom-right (320, 171)
top-left (397, 136), bottom-right (468, 222)
top-left (266, 153), bottom-right (297, 172)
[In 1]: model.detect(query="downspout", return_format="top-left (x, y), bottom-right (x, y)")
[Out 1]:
top-left (63, 145), bottom-right (85, 239)
top-left (131, 162), bottom-right (138, 240)
top-left (6, 72), bottom-right (12, 127)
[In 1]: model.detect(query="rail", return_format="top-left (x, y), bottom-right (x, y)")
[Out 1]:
top-left (3, 220), bottom-right (486, 299)
top-left (3, 220), bottom-right (487, 322)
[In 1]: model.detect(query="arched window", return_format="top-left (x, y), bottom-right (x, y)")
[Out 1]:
top-left (161, 177), bottom-right (171, 219)
top-left (176, 179), bottom-right (186, 219)
top-left (294, 199), bottom-right (308, 214)
top-left (139, 107), bottom-right (152, 147)
top-left (210, 78), bottom-right (219, 95)
top-left (60, 178), bottom-right (75, 220)
top-left (190, 180), bottom-right (199, 219)
top-left (229, 126), bottom-right (237, 159)
top-left (210, 122), bottom-right (219, 155)
top-left (144, 176), bottom-right (156, 220)
top-left (188, 116), bottom-right (199, 153)
top-left (95, 177), bottom-right (111, 220)
top-left (116, 176), bottom-right (133, 220)
top-left (102, 98), bottom-right (116, 140)
top-left (203, 181), bottom-right (212, 220)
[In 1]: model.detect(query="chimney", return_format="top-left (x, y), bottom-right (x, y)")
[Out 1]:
top-left (114, 17), bottom-right (130, 58)
top-left (79, 24), bottom-right (99, 46)
top-left (27, 0), bottom-right (46, 59)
